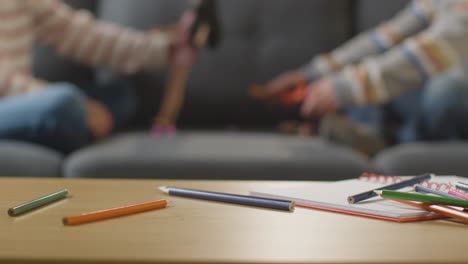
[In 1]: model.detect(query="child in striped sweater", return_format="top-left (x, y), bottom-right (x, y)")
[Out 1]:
top-left (0, 0), bottom-right (195, 153)
top-left (267, 0), bottom-right (468, 155)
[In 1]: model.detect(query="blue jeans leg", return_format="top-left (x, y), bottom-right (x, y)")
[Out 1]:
top-left (346, 88), bottom-right (423, 144)
top-left (346, 105), bottom-right (385, 133)
top-left (404, 73), bottom-right (468, 141)
top-left (0, 83), bottom-right (89, 153)
top-left (344, 72), bottom-right (468, 143)
top-left (385, 89), bottom-right (423, 143)
top-left (81, 77), bottom-right (137, 131)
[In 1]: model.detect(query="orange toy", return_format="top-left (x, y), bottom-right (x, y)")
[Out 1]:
top-left (249, 80), bottom-right (308, 107)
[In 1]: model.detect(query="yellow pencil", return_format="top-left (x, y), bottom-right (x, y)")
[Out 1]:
top-left (63, 199), bottom-right (167, 225)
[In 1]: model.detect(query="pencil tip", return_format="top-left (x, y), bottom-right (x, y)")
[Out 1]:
top-left (158, 186), bottom-right (169, 193)
top-left (374, 190), bottom-right (383, 195)
top-left (289, 202), bottom-right (296, 212)
top-left (7, 208), bottom-right (15, 217)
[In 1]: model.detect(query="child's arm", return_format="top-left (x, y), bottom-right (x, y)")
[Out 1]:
top-left (27, 0), bottom-right (171, 74)
top-left (329, 5), bottom-right (468, 109)
top-left (302, 0), bottom-right (434, 81)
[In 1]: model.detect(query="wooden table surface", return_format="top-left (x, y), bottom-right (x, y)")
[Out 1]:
top-left (0, 177), bottom-right (467, 264)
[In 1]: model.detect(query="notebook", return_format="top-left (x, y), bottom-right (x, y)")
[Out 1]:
top-left (250, 174), bottom-right (467, 222)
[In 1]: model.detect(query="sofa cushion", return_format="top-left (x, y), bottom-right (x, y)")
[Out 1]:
top-left (0, 141), bottom-right (62, 177)
top-left (64, 132), bottom-right (372, 180)
top-left (373, 142), bottom-right (468, 176)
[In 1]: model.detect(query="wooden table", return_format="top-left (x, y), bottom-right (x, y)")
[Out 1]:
top-left (0, 177), bottom-right (467, 264)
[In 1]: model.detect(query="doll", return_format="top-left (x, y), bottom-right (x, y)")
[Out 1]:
top-left (152, 0), bottom-right (221, 135)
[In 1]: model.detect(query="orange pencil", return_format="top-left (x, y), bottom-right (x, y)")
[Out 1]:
top-left (389, 198), bottom-right (468, 223)
top-left (63, 199), bottom-right (167, 226)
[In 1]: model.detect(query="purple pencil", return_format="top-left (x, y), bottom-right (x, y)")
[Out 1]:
top-left (159, 186), bottom-right (295, 212)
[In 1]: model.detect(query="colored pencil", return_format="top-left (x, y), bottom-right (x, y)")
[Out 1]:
top-left (63, 199), bottom-right (167, 226)
top-left (387, 198), bottom-right (468, 223)
top-left (455, 182), bottom-right (468, 192)
top-left (414, 185), bottom-right (458, 199)
top-left (347, 173), bottom-right (432, 204)
top-left (159, 186), bottom-right (295, 211)
top-left (448, 190), bottom-right (468, 200)
top-left (8, 189), bottom-right (69, 216)
top-left (375, 190), bottom-right (468, 208)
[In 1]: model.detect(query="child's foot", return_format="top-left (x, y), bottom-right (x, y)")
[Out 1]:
top-left (170, 6), bottom-right (199, 67)
top-left (318, 114), bottom-right (386, 157)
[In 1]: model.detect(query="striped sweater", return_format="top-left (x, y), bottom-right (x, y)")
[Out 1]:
top-left (302, 0), bottom-right (468, 109)
top-left (0, 0), bottom-right (170, 97)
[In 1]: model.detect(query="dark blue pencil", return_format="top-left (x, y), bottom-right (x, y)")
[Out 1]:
top-left (159, 186), bottom-right (295, 211)
top-left (347, 173), bottom-right (432, 204)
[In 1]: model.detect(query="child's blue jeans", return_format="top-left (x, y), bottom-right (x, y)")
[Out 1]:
top-left (0, 79), bottom-right (136, 153)
top-left (347, 70), bottom-right (468, 144)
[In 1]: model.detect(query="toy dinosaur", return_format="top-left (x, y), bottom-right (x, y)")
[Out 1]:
top-left (152, 0), bottom-right (221, 135)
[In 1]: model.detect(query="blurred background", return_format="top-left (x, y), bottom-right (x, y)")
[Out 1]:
top-left (5, 0), bottom-right (468, 180)
top-left (33, 0), bottom-right (408, 130)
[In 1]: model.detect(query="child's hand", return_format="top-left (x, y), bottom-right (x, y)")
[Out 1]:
top-left (170, 8), bottom-right (199, 67)
top-left (85, 98), bottom-right (113, 140)
top-left (301, 78), bottom-right (338, 119)
top-left (265, 70), bottom-right (306, 96)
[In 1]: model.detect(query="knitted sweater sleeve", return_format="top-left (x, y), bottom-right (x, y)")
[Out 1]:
top-left (301, 0), bottom-right (433, 81)
top-left (28, 0), bottom-right (170, 74)
top-left (331, 4), bottom-right (468, 108)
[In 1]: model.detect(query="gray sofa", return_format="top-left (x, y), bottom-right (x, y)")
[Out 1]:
top-left (2, 0), bottom-right (468, 179)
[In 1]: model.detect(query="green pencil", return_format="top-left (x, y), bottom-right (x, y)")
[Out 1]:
top-left (375, 190), bottom-right (468, 208)
top-left (8, 189), bottom-right (69, 216)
